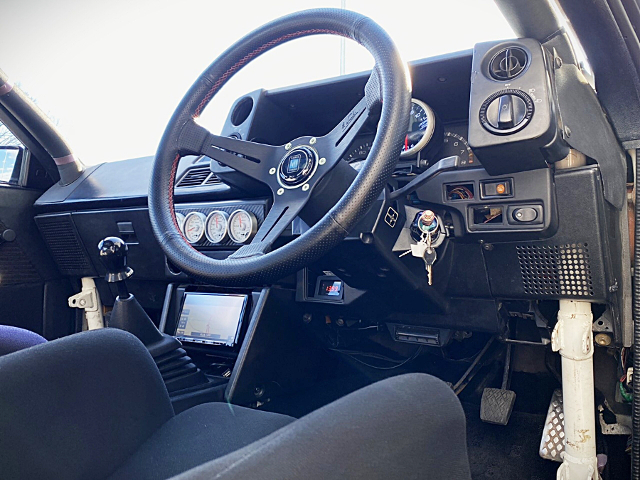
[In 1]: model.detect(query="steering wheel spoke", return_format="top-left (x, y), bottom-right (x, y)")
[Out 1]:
top-left (230, 194), bottom-right (307, 258)
top-left (177, 120), bottom-right (280, 182)
top-left (317, 70), bottom-right (382, 165)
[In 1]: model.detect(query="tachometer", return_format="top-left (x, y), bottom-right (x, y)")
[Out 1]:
top-left (343, 138), bottom-right (373, 171)
top-left (228, 210), bottom-right (258, 244)
top-left (441, 132), bottom-right (477, 168)
top-left (400, 99), bottom-right (437, 158)
top-left (183, 212), bottom-right (206, 244)
top-left (205, 211), bottom-right (229, 244)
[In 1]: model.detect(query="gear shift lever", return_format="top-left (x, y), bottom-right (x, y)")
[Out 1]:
top-left (98, 236), bottom-right (208, 393)
top-left (98, 237), bottom-right (133, 299)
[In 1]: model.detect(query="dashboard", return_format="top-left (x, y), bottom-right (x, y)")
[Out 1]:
top-left (30, 42), bottom-right (628, 343)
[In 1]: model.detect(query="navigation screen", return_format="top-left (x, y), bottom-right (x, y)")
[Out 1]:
top-left (175, 293), bottom-right (248, 347)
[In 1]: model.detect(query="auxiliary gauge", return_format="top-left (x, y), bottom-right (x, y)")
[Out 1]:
top-left (400, 98), bottom-right (442, 160)
top-left (205, 211), bottom-right (229, 244)
top-left (183, 212), bottom-right (206, 244)
top-left (228, 209), bottom-right (258, 244)
top-left (175, 212), bottom-right (186, 234)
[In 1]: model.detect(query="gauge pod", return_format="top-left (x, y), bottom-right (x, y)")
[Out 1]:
top-left (228, 209), bottom-right (258, 244)
top-left (401, 98), bottom-right (441, 159)
top-left (183, 212), bottom-right (207, 244)
top-left (205, 210), bottom-right (229, 244)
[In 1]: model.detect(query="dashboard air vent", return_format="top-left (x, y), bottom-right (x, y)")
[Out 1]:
top-left (176, 167), bottom-right (221, 188)
top-left (489, 47), bottom-right (528, 80)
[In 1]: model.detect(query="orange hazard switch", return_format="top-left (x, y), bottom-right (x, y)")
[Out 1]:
top-left (481, 179), bottom-right (512, 198)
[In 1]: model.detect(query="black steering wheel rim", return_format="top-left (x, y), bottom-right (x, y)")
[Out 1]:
top-left (149, 8), bottom-right (411, 287)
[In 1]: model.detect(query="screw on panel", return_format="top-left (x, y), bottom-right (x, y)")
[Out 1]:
top-left (302, 184), bottom-right (310, 191)
top-left (285, 143), bottom-right (292, 150)
top-left (302, 313), bottom-right (312, 324)
top-left (319, 158), bottom-right (326, 165)
top-left (309, 137), bottom-right (316, 145)
top-left (269, 168), bottom-right (276, 175)
top-left (277, 188), bottom-right (284, 195)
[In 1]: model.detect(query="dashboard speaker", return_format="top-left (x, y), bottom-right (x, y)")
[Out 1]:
top-left (516, 243), bottom-right (594, 298)
top-left (35, 213), bottom-right (96, 277)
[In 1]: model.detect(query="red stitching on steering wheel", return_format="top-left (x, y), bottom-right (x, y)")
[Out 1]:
top-left (193, 29), bottom-right (344, 117)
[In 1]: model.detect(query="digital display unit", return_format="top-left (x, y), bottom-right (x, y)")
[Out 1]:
top-left (317, 279), bottom-right (343, 297)
top-left (175, 293), bottom-right (248, 347)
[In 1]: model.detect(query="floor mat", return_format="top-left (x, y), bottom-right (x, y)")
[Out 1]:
top-left (464, 403), bottom-right (558, 480)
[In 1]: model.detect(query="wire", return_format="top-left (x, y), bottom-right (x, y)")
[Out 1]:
top-left (331, 346), bottom-right (423, 371)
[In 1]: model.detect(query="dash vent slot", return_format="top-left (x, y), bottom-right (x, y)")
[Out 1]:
top-left (516, 244), bottom-right (594, 297)
top-left (176, 167), bottom-right (221, 188)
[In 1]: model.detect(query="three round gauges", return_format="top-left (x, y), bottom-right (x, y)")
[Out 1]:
top-left (175, 209), bottom-right (258, 245)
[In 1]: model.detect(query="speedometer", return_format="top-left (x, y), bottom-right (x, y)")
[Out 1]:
top-left (400, 99), bottom-right (437, 158)
top-left (228, 210), bottom-right (258, 244)
top-left (183, 212), bottom-right (206, 244)
top-left (205, 211), bottom-right (229, 244)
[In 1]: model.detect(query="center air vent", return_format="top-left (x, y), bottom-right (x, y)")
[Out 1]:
top-left (489, 47), bottom-right (528, 81)
top-left (176, 167), bottom-right (221, 188)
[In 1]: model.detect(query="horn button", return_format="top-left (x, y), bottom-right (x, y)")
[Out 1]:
top-left (278, 146), bottom-right (318, 188)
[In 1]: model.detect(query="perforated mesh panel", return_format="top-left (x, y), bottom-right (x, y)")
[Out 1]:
top-left (516, 243), bottom-right (594, 297)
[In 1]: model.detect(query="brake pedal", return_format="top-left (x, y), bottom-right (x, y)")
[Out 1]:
top-left (539, 389), bottom-right (564, 462)
top-left (480, 343), bottom-right (516, 425)
top-left (481, 388), bottom-right (516, 425)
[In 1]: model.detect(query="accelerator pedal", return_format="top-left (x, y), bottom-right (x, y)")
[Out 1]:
top-left (539, 389), bottom-right (564, 462)
top-left (480, 343), bottom-right (516, 425)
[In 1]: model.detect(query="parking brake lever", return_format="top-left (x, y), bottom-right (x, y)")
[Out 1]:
top-left (389, 155), bottom-right (460, 201)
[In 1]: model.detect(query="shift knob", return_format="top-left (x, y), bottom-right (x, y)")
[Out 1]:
top-left (98, 236), bottom-right (133, 283)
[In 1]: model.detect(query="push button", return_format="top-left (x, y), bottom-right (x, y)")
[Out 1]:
top-left (481, 179), bottom-right (512, 198)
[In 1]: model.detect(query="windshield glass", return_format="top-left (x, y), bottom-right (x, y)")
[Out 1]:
top-left (2, 0), bottom-right (513, 165)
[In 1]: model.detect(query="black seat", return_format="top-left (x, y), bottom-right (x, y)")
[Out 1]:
top-left (0, 328), bottom-right (471, 480)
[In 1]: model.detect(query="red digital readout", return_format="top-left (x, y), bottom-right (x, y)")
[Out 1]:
top-left (325, 284), bottom-right (340, 293)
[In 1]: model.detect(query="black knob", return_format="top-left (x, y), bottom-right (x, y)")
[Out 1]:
top-left (98, 237), bottom-right (133, 283)
top-left (479, 89), bottom-right (534, 135)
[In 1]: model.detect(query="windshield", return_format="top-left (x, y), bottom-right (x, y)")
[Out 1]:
top-left (2, 0), bottom-right (513, 165)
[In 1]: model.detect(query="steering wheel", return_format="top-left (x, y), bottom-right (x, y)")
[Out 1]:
top-left (149, 8), bottom-right (411, 286)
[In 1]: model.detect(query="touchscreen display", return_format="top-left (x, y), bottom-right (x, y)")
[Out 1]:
top-left (175, 293), bottom-right (248, 347)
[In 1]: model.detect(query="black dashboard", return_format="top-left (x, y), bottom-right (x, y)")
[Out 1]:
top-left (31, 42), bottom-right (630, 345)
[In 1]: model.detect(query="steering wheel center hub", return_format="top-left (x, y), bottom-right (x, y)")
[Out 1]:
top-left (278, 145), bottom-right (318, 188)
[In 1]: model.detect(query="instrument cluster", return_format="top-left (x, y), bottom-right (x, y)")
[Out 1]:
top-left (343, 98), bottom-right (477, 171)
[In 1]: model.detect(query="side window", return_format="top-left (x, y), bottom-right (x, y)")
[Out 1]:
top-left (0, 121), bottom-right (24, 184)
